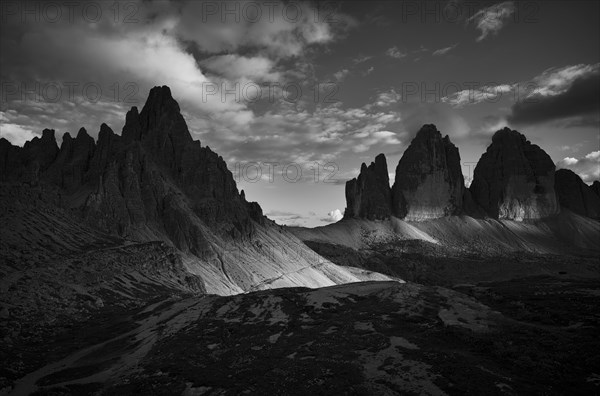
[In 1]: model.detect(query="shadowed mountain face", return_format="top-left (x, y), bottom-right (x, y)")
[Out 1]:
top-left (392, 124), bottom-right (465, 220)
top-left (344, 154), bottom-right (392, 220)
top-left (469, 127), bottom-right (559, 221)
top-left (0, 86), bottom-right (262, 253)
top-left (86, 86), bottom-right (263, 245)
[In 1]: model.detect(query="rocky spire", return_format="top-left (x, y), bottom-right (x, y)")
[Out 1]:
top-left (344, 153), bottom-right (392, 220)
top-left (123, 86), bottom-right (194, 173)
top-left (469, 127), bottom-right (559, 221)
top-left (121, 106), bottom-right (141, 143)
top-left (343, 125), bottom-right (466, 221)
top-left (391, 124), bottom-right (465, 220)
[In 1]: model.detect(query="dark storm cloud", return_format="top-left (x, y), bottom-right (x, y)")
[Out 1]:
top-left (508, 71), bottom-right (600, 126)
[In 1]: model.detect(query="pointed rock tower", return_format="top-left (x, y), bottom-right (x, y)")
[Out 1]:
top-left (391, 124), bottom-right (465, 220)
top-left (344, 153), bottom-right (392, 220)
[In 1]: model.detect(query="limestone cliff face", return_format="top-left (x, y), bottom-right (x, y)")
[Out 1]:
top-left (0, 86), bottom-right (264, 254)
top-left (469, 127), bottom-right (559, 221)
top-left (82, 86), bottom-right (264, 250)
top-left (344, 154), bottom-right (392, 220)
top-left (391, 125), bottom-right (465, 221)
top-left (555, 169), bottom-right (600, 219)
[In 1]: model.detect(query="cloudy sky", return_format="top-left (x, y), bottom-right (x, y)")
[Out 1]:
top-left (1, 0), bottom-right (599, 226)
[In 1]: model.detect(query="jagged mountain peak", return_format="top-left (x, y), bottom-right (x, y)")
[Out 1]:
top-left (489, 127), bottom-right (539, 149)
top-left (25, 128), bottom-right (58, 153)
top-left (40, 128), bottom-right (56, 141)
top-left (411, 124), bottom-right (453, 146)
top-left (345, 153), bottom-right (392, 220)
top-left (76, 127), bottom-right (90, 139)
top-left (139, 86), bottom-right (190, 135)
top-left (99, 123), bottom-right (115, 138)
top-left (144, 85), bottom-right (179, 113)
top-left (414, 123), bottom-right (439, 137)
top-left (373, 152), bottom-right (388, 168)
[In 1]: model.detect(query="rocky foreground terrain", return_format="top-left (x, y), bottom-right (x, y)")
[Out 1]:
top-left (1, 87), bottom-right (599, 394)
top-left (3, 279), bottom-right (600, 395)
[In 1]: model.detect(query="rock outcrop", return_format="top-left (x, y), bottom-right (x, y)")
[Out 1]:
top-left (469, 127), bottom-right (559, 221)
top-left (0, 86), bottom-right (264, 250)
top-left (391, 124), bottom-right (465, 220)
top-left (555, 169), bottom-right (600, 219)
top-left (344, 154), bottom-right (392, 220)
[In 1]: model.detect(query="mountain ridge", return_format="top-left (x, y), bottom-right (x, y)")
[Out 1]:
top-left (0, 86), bottom-right (392, 297)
